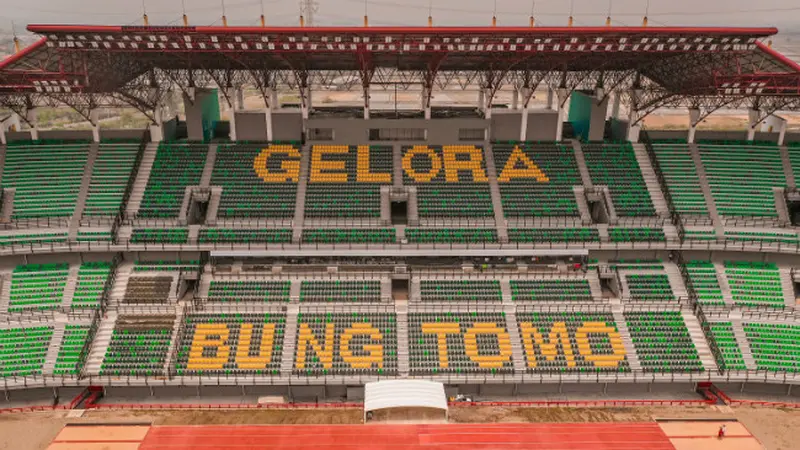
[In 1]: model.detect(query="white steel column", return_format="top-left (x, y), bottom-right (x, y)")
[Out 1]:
top-left (149, 107), bottom-right (164, 142)
top-left (363, 85), bottom-right (370, 120)
top-left (555, 88), bottom-right (569, 141)
top-left (610, 93), bottom-right (621, 120)
top-left (26, 109), bottom-right (38, 141)
top-left (265, 87), bottom-right (275, 141)
top-left (746, 108), bottom-right (760, 141)
top-left (519, 87), bottom-right (531, 141)
top-left (511, 89), bottom-right (519, 110)
top-left (627, 88), bottom-right (642, 143)
top-left (90, 108), bottom-right (100, 143)
top-left (687, 107), bottom-right (701, 144)
top-left (546, 87), bottom-right (555, 110)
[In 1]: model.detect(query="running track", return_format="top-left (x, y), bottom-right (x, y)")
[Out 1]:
top-left (138, 423), bottom-right (676, 449)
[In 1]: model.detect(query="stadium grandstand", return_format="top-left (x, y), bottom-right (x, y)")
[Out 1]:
top-left (1, 21), bottom-right (800, 409)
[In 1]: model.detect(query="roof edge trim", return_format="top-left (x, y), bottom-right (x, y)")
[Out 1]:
top-left (0, 37), bottom-right (48, 70)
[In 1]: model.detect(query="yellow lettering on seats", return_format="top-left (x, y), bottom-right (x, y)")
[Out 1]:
top-left (575, 322), bottom-right (626, 368)
top-left (402, 146), bottom-right (442, 182)
top-left (235, 323), bottom-right (275, 369)
top-left (497, 146), bottom-right (550, 183)
top-left (187, 323), bottom-right (230, 370)
top-left (295, 322), bottom-right (335, 369)
top-left (310, 145), bottom-right (349, 183)
top-left (442, 145), bottom-right (488, 183)
top-left (463, 323), bottom-right (512, 368)
top-left (421, 322), bottom-right (461, 368)
top-left (519, 321), bottom-right (575, 368)
top-left (356, 145), bottom-right (392, 183)
top-left (340, 322), bottom-right (384, 369)
top-left (253, 145), bottom-right (301, 183)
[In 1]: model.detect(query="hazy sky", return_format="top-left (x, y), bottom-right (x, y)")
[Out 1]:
top-left (0, 0), bottom-right (798, 34)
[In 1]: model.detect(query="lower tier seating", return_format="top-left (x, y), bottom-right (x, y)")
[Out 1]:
top-left (419, 280), bottom-right (502, 302)
top-left (130, 229), bottom-right (189, 244)
top-left (582, 142), bottom-right (655, 216)
top-left (609, 228), bottom-right (666, 242)
top-left (300, 281), bottom-right (382, 302)
top-left (624, 274), bottom-right (675, 301)
top-left (0, 232), bottom-right (68, 247)
top-left (409, 312), bottom-right (513, 374)
top-left (508, 228), bottom-right (599, 243)
top-left (175, 313), bottom-right (286, 375)
top-left (133, 261), bottom-right (198, 272)
top-left (516, 312), bottom-right (630, 372)
top-left (71, 262), bottom-right (112, 310)
top-left (100, 316), bottom-right (174, 376)
top-left (198, 229), bottom-right (292, 244)
top-left (685, 261), bottom-right (725, 306)
top-left (744, 322), bottom-right (800, 372)
top-left (625, 311), bottom-right (703, 372)
top-left (8, 263), bottom-right (69, 312)
top-left (302, 229), bottom-right (396, 244)
top-left (294, 313), bottom-right (397, 375)
top-left (724, 262), bottom-right (786, 308)
top-left (511, 280), bottom-right (592, 302)
top-left (123, 277), bottom-right (173, 304)
top-left (707, 322), bottom-right (747, 371)
top-left (207, 280), bottom-right (291, 302)
top-left (54, 325), bottom-right (92, 375)
top-left (0, 325), bottom-right (53, 377)
top-left (405, 229), bottom-right (498, 244)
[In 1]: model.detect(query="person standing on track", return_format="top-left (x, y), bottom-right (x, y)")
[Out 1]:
top-left (718, 424), bottom-right (727, 439)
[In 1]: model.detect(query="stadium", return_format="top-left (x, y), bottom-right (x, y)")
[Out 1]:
top-left (1, 12), bottom-right (800, 449)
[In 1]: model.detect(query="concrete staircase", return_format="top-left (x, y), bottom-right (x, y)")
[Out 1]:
top-left (392, 144), bottom-right (404, 189)
top-left (199, 143), bottom-right (218, 187)
top-left (41, 320), bottom-right (67, 375)
top-left (162, 307), bottom-right (185, 376)
top-left (84, 311), bottom-right (117, 376)
top-left (504, 308), bottom-right (527, 373)
top-left (499, 279), bottom-right (513, 304)
top-left (108, 262), bottom-right (134, 305)
top-left (612, 309), bottom-right (642, 371)
top-left (570, 140), bottom-right (594, 189)
top-left (292, 145), bottom-right (311, 243)
top-left (279, 304), bottom-right (300, 375)
top-left (396, 301), bottom-right (410, 376)
top-left (688, 144), bottom-right (725, 238)
top-left (60, 264), bottom-right (81, 310)
top-left (484, 143), bottom-right (509, 243)
top-left (572, 186), bottom-right (593, 224)
top-left (0, 273), bottom-right (12, 313)
top-left (663, 262), bottom-right (689, 300)
top-left (632, 143), bottom-right (669, 218)
top-left (586, 270), bottom-right (603, 299)
top-left (730, 319), bottom-right (758, 370)
top-left (779, 267), bottom-right (796, 308)
top-left (0, 144), bottom-right (6, 186)
top-left (68, 142), bottom-right (100, 240)
top-left (125, 142), bottom-right (159, 217)
top-left (780, 146), bottom-right (796, 189)
top-left (682, 311), bottom-right (718, 372)
top-left (712, 262), bottom-right (735, 306)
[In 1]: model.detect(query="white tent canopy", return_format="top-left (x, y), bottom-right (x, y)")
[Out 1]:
top-left (363, 380), bottom-right (448, 421)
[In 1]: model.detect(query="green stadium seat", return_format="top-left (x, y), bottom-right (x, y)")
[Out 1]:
top-left (625, 311), bottom-right (703, 373)
top-left (582, 142), bottom-right (655, 216)
top-left (138, 142), bottom-right (207, 218)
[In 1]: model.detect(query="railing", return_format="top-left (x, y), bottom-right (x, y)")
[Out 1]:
top-left (640, 129), bottom-right (686, 240)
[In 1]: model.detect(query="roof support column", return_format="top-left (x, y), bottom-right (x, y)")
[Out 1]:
top-left (26, 109), bottom-right (38, 141)
top-left (421, 83), bottom-right (432, 120)
top-left (227, 87), bottom-right (242, 142)
top-left (265, 87), bottom-right (275, 141)
top-left (511, 88), bottom-right (519, 110)
top-left (90, 108), bottom-right (100, 143)
top-left (687, 107), bottom-right (701, 144)
top-left (149, 106), bottom-right (164, 142)
top-left (0, 124), bottom-right (5, 145)
top-left (555, 88), bottom-right (569, 141)
top-left (546, 87), bottom-right (555, 110)
top-left (519, 86), bottom-right (533, 141)
top-left (762, 114), bottom-right (787, 146)
top-left (363, 84), bottom-right (370, 120)
top-left (626, 87), bottom-right (642, 143)
top-left (609, 92), bottom-right (621, 120)
top-left (478, 88), bottom-right (486, 116)
top-left (0, 114), bottom-right (17, 145)
top-left (299, 73), bottom-right (311, 120)
top-left (746, 108), bottom-right (760, 141)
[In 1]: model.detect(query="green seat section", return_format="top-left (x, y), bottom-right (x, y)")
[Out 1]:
top-left (83, 142), bottom-right (140, 216)
top-left (508, 228), bottom-right (599, 243)
top-left (8, 263), bottom-right (69, 312)
top-left (2, 141), bottom-right (89, 219)
top-left (300, 280), bottom-right (381, 302)
top-left (402, 145), bottom-right (493, 217)
top-left (744, 322), bottom-right (800, 372)
top-left (0, 232), bottom-right (68, 247)
top-left (724, 261), bottom-right (786, 308)
top-left (516, 312), bottom-right (630, 373)
top-left (405, 228), bottom-right (498, 243)
top-left (198, 228), bottom-right (292, 244)
top-left (493, 143), bottom-right (581, 217)
top-left (420, 280), bottom-right (502, 302)
top-left (175, 313), bottom-right (286, 375)
top-left (609, 228), bottom-right (666, 242)
top-left (212, 143), bottom-right (298, 219)
top-left (724, 231), bottom-right (799, 245)
top-left (625, 274), bottom-right (675, 301)
top-left (138, 142), bottom-right (208, 218)
top-left (625, 311), bottom-right (703, 373)
top-left (76, 231), bottom-right (113, 242)
top-left (100, 316), bottom-right (174, 376)
top-left (699, 143), bottom-right (784, 217)
top-left (130, 228), bottom-right (189, 244)
top-left (409, 312), bottom-right (513, 374)
top-left (208, 280), bottom-right (291, 302)
top-left (511, 279), bottom-right (592, 301)
top-left (652, 142), bottom-right (708, 215)
top-left (0, 326), bottom-right (53, 377)
top-left (71, 262), bottom-right (112, 310)
top-left (53, 325), bottom-right (92, 375)
top-left (302, 228), bottom-right (395, 244)
top-left (583, 142), bottom-right (655, 216)
top-left (707, 322), bottom-right (746, 370)
top-left (123, 277), bottom-right (173, 304)
top-left (684, 229), bottom-right (716, 241)
top-left (306, 145), bottom-right (392, 218)
top-left (133, 260), bottom-right (198, 272)
top-left (789, 146), bottom-right (800, 188)
top-left (685, 261), bottom-right (725, 306)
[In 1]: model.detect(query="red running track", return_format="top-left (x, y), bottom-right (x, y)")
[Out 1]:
top-left (139, 422), bottom-right (676, 450)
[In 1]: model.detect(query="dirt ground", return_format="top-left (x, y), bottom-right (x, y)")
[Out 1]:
top-left (3, 405), bottom-right (800, 450)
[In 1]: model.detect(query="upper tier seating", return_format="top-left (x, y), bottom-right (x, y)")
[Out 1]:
top-left (175, 313), bottom-right (286, 375)
top-left (138, 142), bottom-right (207, 218)
top-left (609, 228), bottom-right (666, 242)
top-left (409, 312), bottom-right (513, 374)
top-left (707, 322), bottom-right (747, 371)
top-left (516, 312), bottom-right (629, 372)
top-left (724, 261), bottom-right (786, 308)
top-left (133, 260), bottom-right (198, 272)
top-left (212, 143), bottom-right (298, 219)
top-left (624, 274), bottom-right (675, 301)
top-left (651, 142), bottom-right (708, 215)
top-left (302, 228), bottom-right (396, 244)
top-left (130, 228), bottom-right (189, 244)
top-left (0, 232), bottom-right (68, 247)
top-left (419, 280), bottom-right (502, 302)
top-left (305, 145), bottom-right (392, 218)
top-left (684, 261), bottom-right (725, 306)
top-left (207, 280), bottom-right (291, 302)
top-left (0, 325), bottom-right (53, 377)
top-left (8, 263), bottom-right (69, 312)
top-left (54, 325), bottom-right (91, 375)
top-left (198, 228), bottom-right (292, 244)
top-left (402, 145), bottom-right (494, 217)
top-left (510, 280), bottom-right (592, 302)
top-left (299, 280), bottom-right (382, 302)
top-left (100, 316), bottom-right (174, 376)
top-left (744, 322), bottom-right (800, 372)
top-left (493, 143), bottom-right (581, 217)
top-left (582, 142), bottom-right (655, 216)
top-left (123, 277), bottom-right (172, 304)
top-left (2, 141), bottom-right (89, 219)
top-left (625, 311), bottom-right (703, 372)
top-left (507, 228), bottom-right (599, 243)
top-left (71, 262), bottom-right (112, 310)
top-left (294, 313), bottom-right (397, 375)
top-left (83, 142), bottom-right (139, 216)
top-left (405, 228), bottom-right (498, 243)
top-left (698, 143), bottom-right (784, 217)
